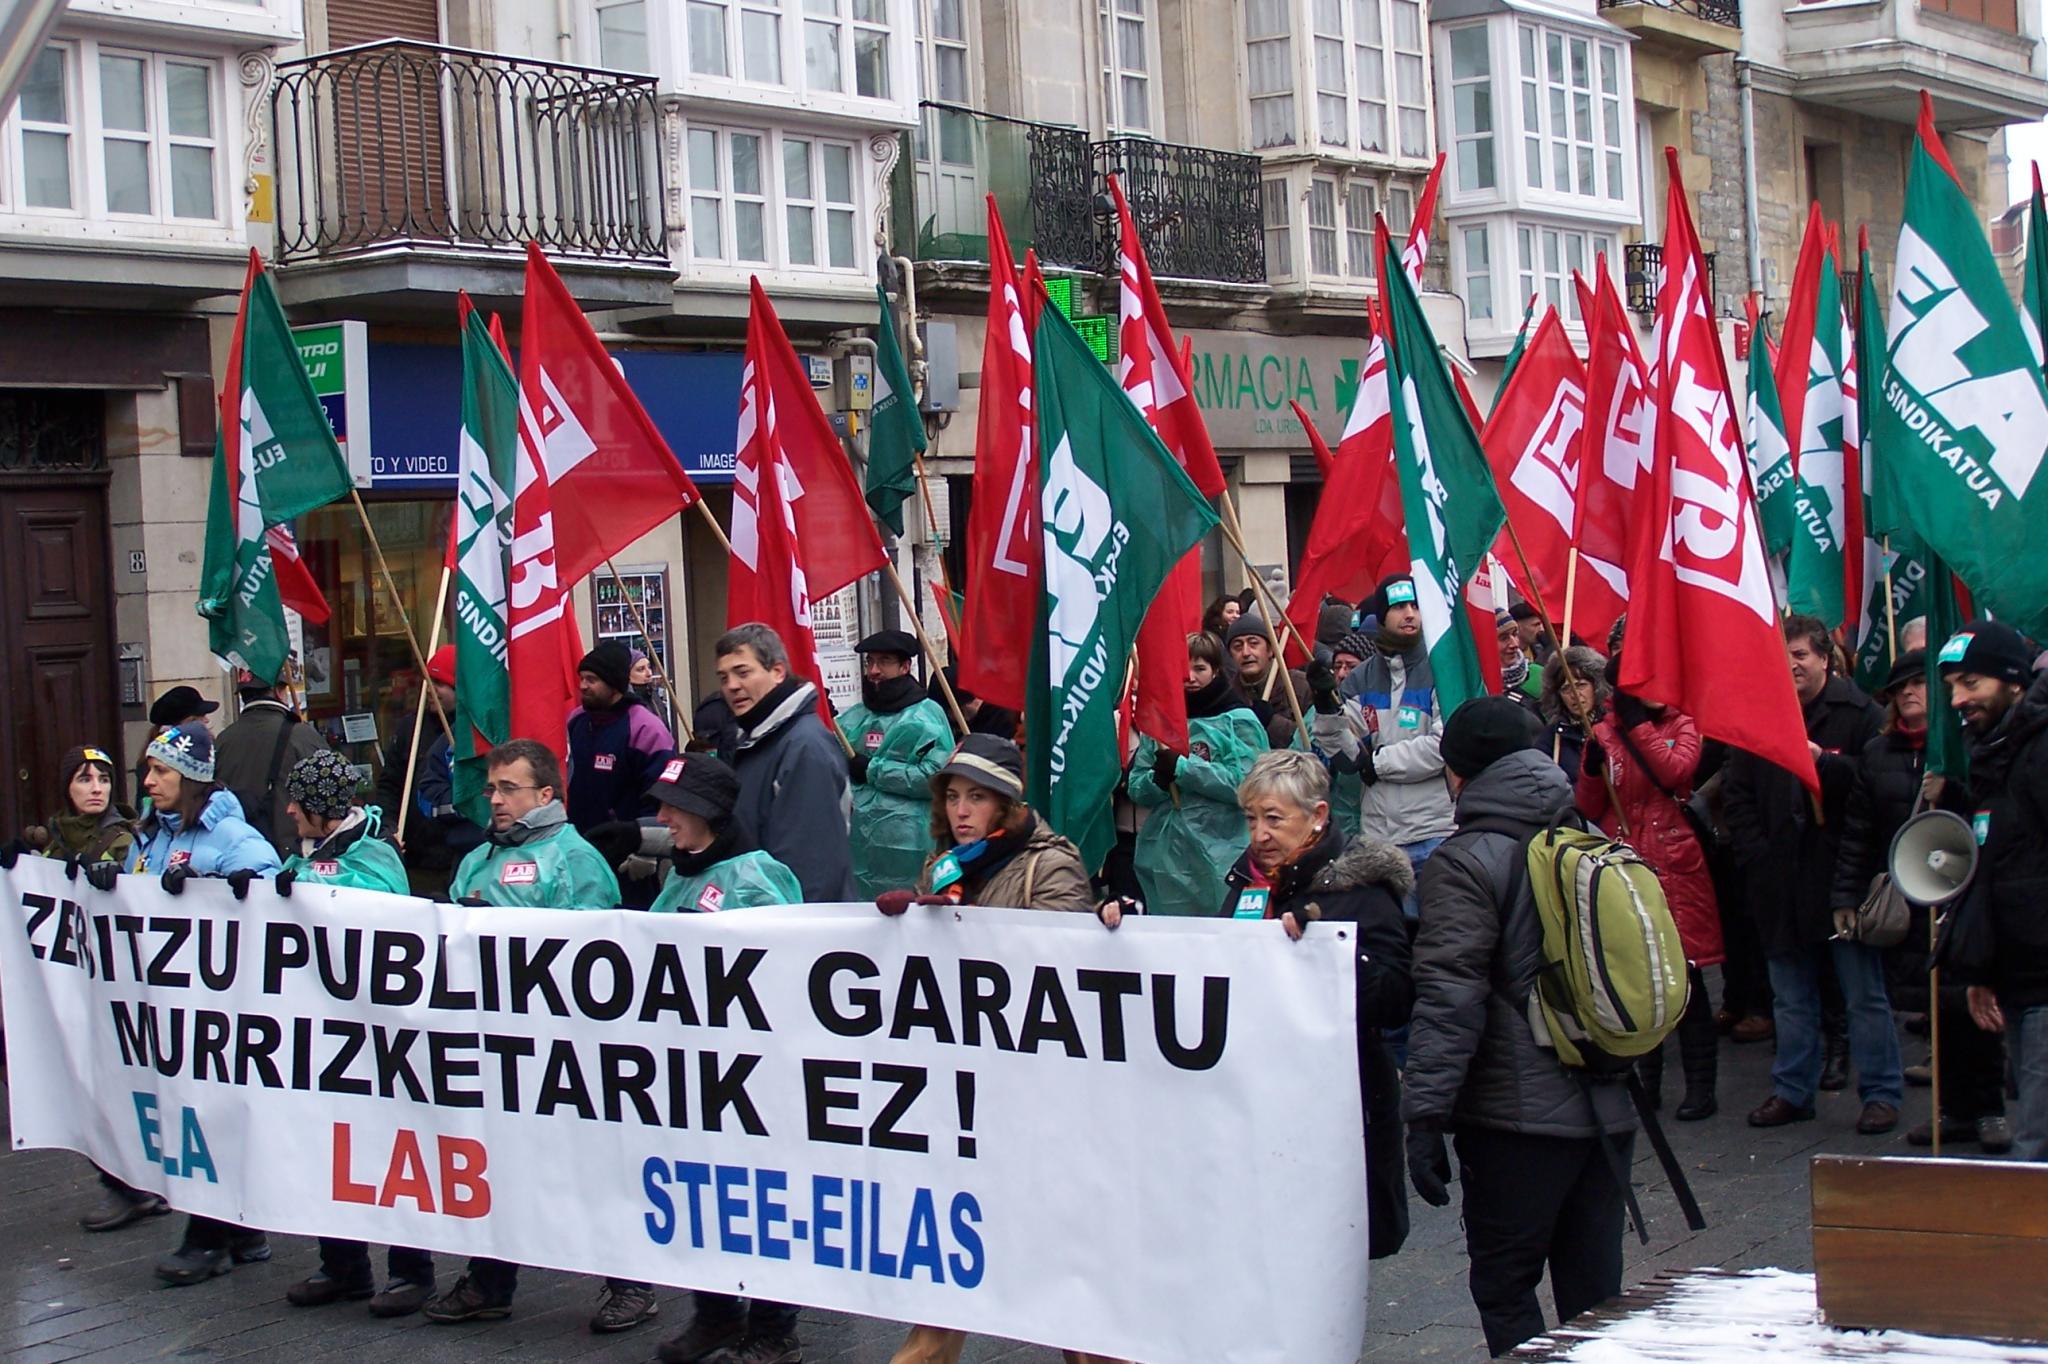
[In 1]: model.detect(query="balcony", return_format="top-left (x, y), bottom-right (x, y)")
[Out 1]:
top-left (1624, 242), bottom-right (1716, 315)
top-left (270, 40), bottom-right (676, 319)
top-left (1095, 137), bottom-right (1266, 286)
top-left (1596, 0), bottom-right (1740, 56)
top-left (1780, 0), bottom-right (2048, 128)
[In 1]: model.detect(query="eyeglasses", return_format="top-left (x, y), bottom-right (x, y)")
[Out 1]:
top-left (485, 781), bottom-right (544, 798)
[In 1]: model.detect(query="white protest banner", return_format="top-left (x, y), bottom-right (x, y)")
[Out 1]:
top-left (0, 859), bottom-right (1369, 1362)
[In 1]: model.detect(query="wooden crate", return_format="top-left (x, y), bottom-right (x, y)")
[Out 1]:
top-left (1812, 1154), bottom-right (2048, 1342)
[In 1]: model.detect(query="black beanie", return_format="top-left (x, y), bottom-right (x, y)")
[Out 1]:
top-left (579, 641), bottom-right (635, 696)
top-left (1937, 620), bottom-right (2035, 688)
top-left (1440, 696), bottom-right (1543, 780)
top-left (1367, 573), bottom-right (1418, 621)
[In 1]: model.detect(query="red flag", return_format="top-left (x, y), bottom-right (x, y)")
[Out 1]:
top-left (1480, 309), bottom-right (1590, 627)
top-left (1621, 148), bottom-right (1818, 795)
top-left (1400, 154), bottom-right (1446, 285)
top-left (1573, 265), bottom-right (1651, 641)
top-left (1774, 202), bottom-right (1827, 476)
top-left (1292, 399), bottom-right (1335, 481)
top-left (266, 524), bottom-right (329, 625)
top-left (1022, 248), bottom-right (1047, 335)
top-left (958, 200), bottom-right (1039, 714)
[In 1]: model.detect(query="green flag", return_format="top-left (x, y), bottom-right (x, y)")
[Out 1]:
top-left (197, 258), bottom-right (352, 679)
top-left (1027, 306), bottom-right (1219, 871)
top-left (1747, 317), bottom-right (1797, 558)
top-left (1924, 553), bottom-right (1970, 781)
top-left (1852, 548), bottom-right (1934, 693)
top-left (2025, 165), bottom-right (2048, 367)
top-left (865, 285), bottom-right (927, 536)
top-left (451, 305), bottom-right (519, 827)
top-left (1491, 293), bottom-right (1538, 413)
top-left (1851, 232), bottom-right (1922, 694)
top-left (1787, 249), bottom-right (1851, 626)
top-left (1876, 106), bottom-right (2048, 640)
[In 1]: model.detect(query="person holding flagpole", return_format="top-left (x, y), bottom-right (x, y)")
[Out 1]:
top-left (838, 631), bottom-right (953, 900)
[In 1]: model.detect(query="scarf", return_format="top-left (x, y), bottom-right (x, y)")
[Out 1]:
top-left (734, 676), bottom-right (809, 735)
top-left (671, 828), bottom-right (742, 878)
top-left (1894, 716), bottom-right (1928, 749)
top-left (861, 673), bottom-right (926, 716)
top-left (1501, 652), bottom-right (1531, 691)
top-left (299, 806), bottom-right (369, 861)
top-left (488, 799), bottom-right (568, 848)
top-left (1185, 673), bottom-right (1237, 719)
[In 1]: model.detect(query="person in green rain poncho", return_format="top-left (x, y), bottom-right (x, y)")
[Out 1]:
top-left (273, 749), bottom-right (411, 896)
top-left (1127, 631), bottom-right (1269, 916)
top-left (837, 630), bottom-right (954, 899)
top-left (646, 752), bottom-right (803, 912)
top-left (447, 739), bottom-right (620, 910)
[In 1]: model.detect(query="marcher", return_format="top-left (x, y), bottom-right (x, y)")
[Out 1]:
top-left (1201, 594), bottom-right (1242, 641)
top-left (1576, 655), bottom-right (1722, 1120)
top-left (1127, 633), bottom-right (1266, 916)
top-left (1538, 647), bottom-right (1606, 785)
top-left (214, 667), bottom-right (327, 856)
top-left (715, 623), bottom-right (855, 901)
top-left (1496, 611), bottom-right (1543, 708)
top-left (148, 684), bottom-right (219, 733)
top-left (1402, 698), bottom-right (1636, 1358)
top-left (1222, 750), bottom-right (1414, 1259)
top-left (1726, 614), bottom-right (1897, 1133)
top-left (566, 639), bottom-right (677, 832)
top-left (837, 630), bottom-right (953, 899)
top-left (931, 665), bottom-right (1019, 741)
top-left (1313, 597), bottom-right (1355, 666)
top-left (372, 645), bottom-right (466, 896)
top-left (1327, 632), bottom-right (1375, 837)
top-left (868, 733), bottom-right (1128, 1364)
top-left (1508, 601), bottom-right (1552, 665)
top-left (645, 753), bottom-right (803, 913)
top-left (1225, 612), bottom-right (1311, 748)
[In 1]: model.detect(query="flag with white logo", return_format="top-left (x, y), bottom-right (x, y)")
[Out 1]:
top-left (1743, 292), bottom-right (1796, 559)
top-left (1572, 265), bottom-right (1653, 636)
top-left (452, 297), bottom-right (518, 825)
top-left (1479, 308), bottom-right (1596, 633)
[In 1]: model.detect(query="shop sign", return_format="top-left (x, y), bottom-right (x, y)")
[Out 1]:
top-left (1183, 329), bottom-right (1368, 451)
top-left (292, 321), bottom-right (373, 487)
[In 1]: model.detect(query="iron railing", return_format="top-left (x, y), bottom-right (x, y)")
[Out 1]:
top-left (1624, 242), bottom-right (1718, 315)
top-left (271, 40), bottom-right (666, 265)
top-left (1094, 136), bottom-right (1266, 285)
top-left (1596, 0), bottom-right (1740, 27)
top-left (890, 102), bottom-right (1095, 271)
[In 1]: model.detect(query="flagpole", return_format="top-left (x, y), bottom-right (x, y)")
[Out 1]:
top-left (604, 555), bottom-right (694, 746)
top-left (1881, 535), bottom-right (1900, 668)
top-left (1215, 496), bottom-right (1311, 747)
top-left (350, 489), bottom-right (454, 745)
top-left (878, 558), bottom-right (971, 734)
top-left (394, 561), bottom-right (451, 853)
top-left (1560, 546), bottom-right (1581, 646)
top-left (910, 451), bottom-right (962, 628)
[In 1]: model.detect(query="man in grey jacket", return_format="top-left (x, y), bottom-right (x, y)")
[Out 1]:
top-left (1402, 697), bottom-right (1636, 1358)
top-left (214, 669), bottom-right (327, 856)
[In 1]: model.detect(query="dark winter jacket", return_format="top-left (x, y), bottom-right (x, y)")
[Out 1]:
top-left (385, 731), bottom-right (485, 875)
top-left (214, 698), bottom-right (328, 855)
top-left (1576, 708), bottom-right (1721, 966)
top-left (722, 678), bottom-right (854, 901)
top-left (1952, 671), bottom-right (2048, 1009)
top-left (1223, 825), bottom-right (1415, 1259)
top-left (1403, 749), bottom-right (1635, 1138)
top-left (1721, 676), bottom-right (1883, 957)
top-left (1545, 719), bottom-right (1588, 787)
top-left (375, 723), bottom-right (451, 873)
top-left (1831, 727), bottom-right (1970, 910)
top-left (566, 697), bottom-right (676, 831)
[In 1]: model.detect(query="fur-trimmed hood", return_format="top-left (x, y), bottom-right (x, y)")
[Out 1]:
top-left (1308, 834), bottom-right (1414, 901)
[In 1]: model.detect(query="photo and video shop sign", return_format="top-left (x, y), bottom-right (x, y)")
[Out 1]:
top-left (1, 859), bottom-right (1370, 1362)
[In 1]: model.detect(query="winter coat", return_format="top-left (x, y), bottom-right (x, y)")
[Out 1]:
top-left (129, 788), bottom-right (282, 877)
top-left (373, 722), bottom-right (464, 874)
top-left (408, 732), bottom-right (485, 872)
top-left (916, 813), bottom-right (1094, 913)
top-left (1722, 676), bottom-right (1883, 957)
top-left (450, 802), bottom-right (621, 909)
top-left (651, 848), bottom-right (803, 913)
top-left (838, 690), bottom-right (954, 900)
top-left (1545, 719), bottom-right (1588, 788)
top-left (214, 698), bottom-right (328, 855)
top-left (566, 698), bottom-right (676, 831)
top-left (723, 679), bottom-right (854, 902)
top-left (1331, 767), bottom-right (1363, 838)
top-left (1128, 705), bottom-right (1267, 916)
top-left (1403, 749), bottom-right (1635, 1138)
top-left (1220, 826), bottom-right (1415, 1260)
top-left (1950, 671), bottom-right (2048, 1009)
top-left (1314, 641), bottom-right (1457, 846)
top-left (33, 807), bottom-right (135, 865)
top-left (1243, 667), bottom-right (1313, 749)
top-left (1575, 709), bottom-right (1723, 966)
top-left (280, 808), bottom-right (411, 895)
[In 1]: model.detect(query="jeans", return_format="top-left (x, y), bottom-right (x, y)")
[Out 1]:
top-left (1766, 942), bottom-right (1903, 1108)
top-left (1399, 836), bottom-right (1447, 920)
top-left (2006, 1004), bottom-right (2048, 1161)
top-left (182, 1215), bottom-right (259, 1251)
top-left (318, 1238), bottom-right (434, 1288)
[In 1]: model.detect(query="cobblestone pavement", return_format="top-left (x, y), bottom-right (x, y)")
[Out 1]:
top-left (0, 1000), bottom-right (1966, 1363)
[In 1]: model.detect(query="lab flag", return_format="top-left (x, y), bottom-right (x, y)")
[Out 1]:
top-left (865, 285), bottom-right (927, 536)
top-left (198, 252), bottom-right (352, 680)
top-left (1621, 149), bottom-right (1818, 796)
top-left (1572, 267), bottom-right (1652, 631)
top-left (452, 298), bottom-right (519, 827)
top-left (1027, 307), bottom-right (1219, 873)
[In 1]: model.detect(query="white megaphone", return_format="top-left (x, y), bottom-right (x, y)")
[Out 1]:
top-left (1888, 810), bottom-right (1979, 907)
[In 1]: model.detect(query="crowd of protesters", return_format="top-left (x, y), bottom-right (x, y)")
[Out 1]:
top-left (7, 579), bottom-right (2048, 1361)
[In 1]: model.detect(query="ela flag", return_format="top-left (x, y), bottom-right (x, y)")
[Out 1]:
top-left (1877, 96), bottom-right (2048, 640)
top-left (1028, 307), bottom-right (1219, 872)
top-left (198, 253), bottom-right (352, 680)
top-left (452, 297), bottom-right (519, 827)
top-left (1480, 308), bottom-right (1596, 633)
top-left (865, 285), bottom-right (928, 536)
top-left (1380, 221), bottom-right (1505, 716)
top-left (1622, 149), bottom-right (1818, 795)
top-left (1571, 266), bottom-right (1651, 630)
top-left (1744, 292), bottom-right (1797, 557)
top-left (1785, 221), bottom-right (1854, 628)
top-left (1923, 550), bottom-right (1970, 781)
top-left (959, 198), bottom-right (1039, 713)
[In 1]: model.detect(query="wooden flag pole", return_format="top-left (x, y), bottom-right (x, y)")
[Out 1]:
top-left (1881, 535), bottom-right (1900, 668)
top-left (604, 555), bottom-right (693, 746)
top-left (350, 489), bottom-right (454, 745)
top-left (879, 558), bottom-right (971, 734)
top-left (1213, 496), bottom-right (1310, 747)
top-left (1560, 546), bottom-right (1582, 647)
top-left (394, 561), bottom-right (452, 853)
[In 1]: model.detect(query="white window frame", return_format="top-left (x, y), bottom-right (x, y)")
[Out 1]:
top-left (1458, 221), bottom-right (1494, 323)
top-left (595, 0), bottom-right (655, 73)
top-left (1515, 219), bottom-right (1617, 322)
top-left (1519, 22), bottom-right (1630, 206)
top-left (5, 40), bottom-right (80, 217)
top-left (1445, 23), bottom-right (1494, 194)
top-left (1237, 0), bottom-right (1432, 166)
top-left (914, 0), bottom-right (973, 165)
top-left (685, 120), bottom-right (867, 276)
top-left (1099, 0), bottom-right (1159, 136)
top-left (1262, 174), bottom-right (1293, 279)
top-left (1245, 0), bottom-right (1296, 151)
top-left (1263, 162), bottom-right (1418, 287)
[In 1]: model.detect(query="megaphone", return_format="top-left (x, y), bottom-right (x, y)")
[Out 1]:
top-left (1888, 810), bottom-right (1979, 907)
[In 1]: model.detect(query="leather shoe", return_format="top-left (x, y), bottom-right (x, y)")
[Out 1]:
top-left (1904, 1061), bottom-right (1933, 1087)
top-left (1730, 1016), bottom-right (1775, 1044)
top-left (1747, 1095), bottom-right (1815, 1127)
top-left (1857, 1101), bottom-right (1899, 1135)
top-left (1906, 1115), bottom-right (1975, 1146)
top-left (369, 1281), bottom-right (435, 1318)
top-left (1977, 1115), bottom-right (2015, 1153)
top-left (79, 1188), bottom-right (168, 1232)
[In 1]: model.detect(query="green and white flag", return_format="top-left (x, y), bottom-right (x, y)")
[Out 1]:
top-left (197, 255), bottom-right (351, 680)
top-left (1027, 306), bottom-right (1218, 871)
top-left (1876, 101), bottom-right (2048, 640)
top-left (864, 285), bottom-right (928, 537)
top-left (451, 303), bottom-right (519, 827)
top-left (1852, 233), bottom-right (1921, 694)
top-left (1380, 229), bottom-right (1505, 716)
top-left (1786, 249), bottom-right (1851, 627)
top-left (1747, 318), bottom-right (1796, 558)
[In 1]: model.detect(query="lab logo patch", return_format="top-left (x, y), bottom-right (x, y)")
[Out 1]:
top-left (864, 730), bottom-right (884, 752)
top-left (660, 758), bottom-right (687, 783)
top-left (593, 753), bottom-right (616, 772)
top-left (500, 861), bottom-right (539, 886)
top-left (697, 884), bottom-right (726, 913)
top-left (311, 861), bottom-right (340, 876)
top-left (167, 850), bottom-right (191, 868)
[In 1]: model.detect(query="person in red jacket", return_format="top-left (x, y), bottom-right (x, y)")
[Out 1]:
top-left (1576, 651), bottom-right (1723, 1121)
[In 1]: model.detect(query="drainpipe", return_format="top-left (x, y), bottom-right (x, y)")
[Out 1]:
top-left (557, 0), bottom-right (575, 61)
top-left (888, 252), bottom-right (926, 402)
top-left (1737, 55), bottom-right (1764, 306)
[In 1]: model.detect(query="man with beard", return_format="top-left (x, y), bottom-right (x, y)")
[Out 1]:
top-left (566, 640), bottom-right (677, 831)
top-left (1308, 573), bottom-right (1456, 915)
top-left (1938, 621), bottom-right (2048, 1159)
top-left (836, 630), bottom-right (953, 899)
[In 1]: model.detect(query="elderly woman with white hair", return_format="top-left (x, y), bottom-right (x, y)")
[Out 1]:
top-left (1221, 749), bottom-right (1417, 1260)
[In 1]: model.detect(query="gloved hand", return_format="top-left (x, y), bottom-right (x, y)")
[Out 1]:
top-left (1583, 737), bottom-right (1607, 778)
top-left (161, 863), bottom-right (193, 897)
top-left (1306, 659), bottom-right (1341, 715)
top-left (1406, 1122), bottom-right (1452, 1207)
top-left (848, 754), bottom-right (872, 785)
top-left (226, 868), bottom-right (258, 901)
top-left (585, 820), bottom-right (644, 868)
top-left (0, 838), bottom-right (26, 869)
top-left (1355, 748), bottom-right (1380, 786)
top-left (876, 888), bottom-right (918, 916)
top-left (1613, 690), bottom-right (1651, 731)
top-left (85, 861), bottom-right (122, 893)
top-left (1153, 749), bottom-right (1180, 788)
top-left (274, 866), bottom-right (298, 899)
top-left (456, 894), bottom-right (489, 908)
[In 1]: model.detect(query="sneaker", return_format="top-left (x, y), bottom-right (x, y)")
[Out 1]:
top-left (1730, 1017), bottom-right (1776, 1044)
top-left (1977, 1115), bottom-right (2015, 1154)
top-left (229, 1231), bottom-right (271, 1264)
top-left (1746, 1095), bottom-right (1816, 1127)
top-left (369, 1280), bottom-right (435, 1318)
top-left (1904, 1061), bottom-right (1934, 1087)
top-left (1857, 1101), bottom-right (1900, 1135)
top-left (1906, 1115), bottom-right (1976, 1147)
top-left (658, 1312), bottom-right (748, 1364)
top-left (286, 1270), bottom-right (374, 1307)
top-left (590, 1283), bottom-right (659, 1334)
top-left (156, 1244), bottom-right (232, 1286)
top-left (79, 1189), bottom-right (168, 1233)
top-left (701, 1333), bottom-right (804, 1364)
top-left (422, 1276), bottom-right (513, 1324)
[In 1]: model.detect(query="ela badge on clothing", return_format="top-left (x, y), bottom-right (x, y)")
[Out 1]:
top-left (500, 861), bottom-right (539, 886)
top-left (930, 852), bottom-right (964, 893)
top-left (1235, 888), bottom-right (1270, 920)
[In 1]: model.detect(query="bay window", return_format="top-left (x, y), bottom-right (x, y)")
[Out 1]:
top-left (1516, 221), bottom-right (1616, 320)
top-left (689, 122), bottom-right (863, 272)
top-left (1309, 176), bottom-right (1340, 275)
top-left (1520, 22), bottom-right (1628, 201)
top-left (16, 45), bottom-right (73, 211)
top-left (597, 0), bottom-right (652, 72)
top-left (1447, 26), bottom-right (1493, 192)
top-left (1263, 166), bottom-right (1420, 285)
top-left (1263, 176), bottom-right (1293, 277)
top-left (1241, 0), bottom-right (1434, 162)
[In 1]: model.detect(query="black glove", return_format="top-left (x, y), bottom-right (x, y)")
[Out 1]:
top-left (1153, 748), bottom-right (1180, 788)
top-left (1583, 736), bottom-right (1607, 778)
top-left (847, 754), bottom-right (872, 785)
top-left (1613, 690), bottom-right (1651, 731)
top-left (226, 868), bottom-right (258, 901)
top-left (1406, 1122), bottom-right (1452, 1207)
top-left (59, 853), bottom-right (81, 881)
top-left (85, 861), bottom-right (121, 892)
top-left (1354, 748), bottom-right (1379, 785)
top-left (0, 838), bottom-right (26, 870)
top-left (274, 866), bottom-right (298, 898)
top-left (161, 863), bottom-right (193, 897)
top-left (1306, 659), bottom-right (1341, 715)
top-left (585, 820), bottom-right (644, 867)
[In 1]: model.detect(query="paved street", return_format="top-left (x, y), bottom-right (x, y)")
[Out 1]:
top-left (0, 1002), bottom-right (1969, 1363)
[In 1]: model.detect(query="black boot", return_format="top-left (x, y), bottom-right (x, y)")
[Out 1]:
top-left (1676, 1007), bottom-right (1719, 1121)
top-left (1636, 1042), bottom-right (1665, 1111)
top-left (1819, 1032), bottom-right (1850, 1093)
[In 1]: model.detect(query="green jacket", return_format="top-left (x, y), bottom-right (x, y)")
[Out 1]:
top-left (450, 804), bottom-right (621, 909)
top-left (1128, 707), bottom-right (1267, 916)
top-left (838, 695), bottom-right (953, 899)
top-left (650, 848), bottom-right (803, 913)
top-left (281, 809), bottom-right (411, 895)
top-left (1331, 769), bottom-right (1364, 839)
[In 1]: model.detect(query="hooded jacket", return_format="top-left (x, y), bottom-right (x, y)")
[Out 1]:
top-left (281, 807), bottom-right (411, 895)
top-left (129, 788), bottom-right (282, 877)
top-left (1314, 636), bottom-right (1457, 846)
top-left (1403, 749), bottom-right (1635, 1138)
top-left (450, 801), bottom-right (621, 909)
top-left (650, 832), bottom-right (804, 913)
top-left (724, 678), bottom-right (854, 901)
top-left (1575, 708), bottom-right (1722, 966)
top-left (1953, 671), bottom-right (2048, 1008)
top-left (837, 677), bottom-right (954, 899)
top-left (1127, 680), bottom-right (1267, 916)
top-left (214, 697), bottom-right (328, 855)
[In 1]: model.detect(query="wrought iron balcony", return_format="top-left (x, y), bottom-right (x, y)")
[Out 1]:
top-left (889, 102), bottom-right (1095, 272)
top-left (271, 41), bottom-right (666, 266)
top-left (1093, 136), bottom-right (1266, 285)
top-left (1623, 242), bottom-right (1717, 315)
top-left (1597, 0), bottom-right (1740, 27)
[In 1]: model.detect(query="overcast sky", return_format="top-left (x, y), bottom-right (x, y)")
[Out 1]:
top-left (2005, 0), bottom-right (2048, 207)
